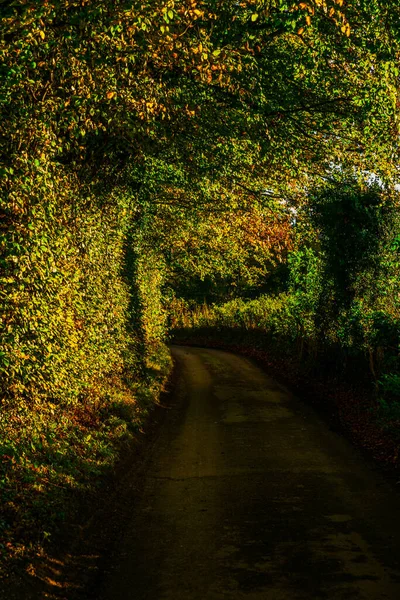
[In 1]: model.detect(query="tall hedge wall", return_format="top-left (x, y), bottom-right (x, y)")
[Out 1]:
top-left (0, 161), bottom-right (170, 568)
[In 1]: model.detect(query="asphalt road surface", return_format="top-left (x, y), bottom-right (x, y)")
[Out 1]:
top-left (100, 346), bottom-right (400, 600)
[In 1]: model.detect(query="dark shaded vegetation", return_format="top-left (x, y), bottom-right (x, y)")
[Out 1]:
top-left (1, 0), bottom-right (400, 582)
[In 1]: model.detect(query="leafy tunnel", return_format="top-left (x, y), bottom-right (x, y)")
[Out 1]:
top-left (1, 0), bottom-right (400, 575)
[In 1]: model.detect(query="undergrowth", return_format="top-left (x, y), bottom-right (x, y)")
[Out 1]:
top-left (0, 344), bottom-right (172, 577)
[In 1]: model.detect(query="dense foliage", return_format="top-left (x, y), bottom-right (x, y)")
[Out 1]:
top-left (1, 0), bottom-right (400, 576)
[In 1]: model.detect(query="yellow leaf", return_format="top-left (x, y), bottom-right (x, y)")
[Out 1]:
top-left (39, 30), bottom-right (45, 40)
top-left (297, 27), bottom-right (304, 35)
top-left (107, 91), bottom-right (116, 99)
top-left (305, 15), bottom-right (311, 25)
top-left (251, 13), bottom-right (259, 22)
top-left (329, 7), bottom-right (335, 16)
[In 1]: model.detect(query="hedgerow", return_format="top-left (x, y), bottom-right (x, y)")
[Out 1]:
top-left (0, 159), bottom-right (172, 570)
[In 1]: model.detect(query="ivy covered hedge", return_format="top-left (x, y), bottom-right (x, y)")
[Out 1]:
top-left (0, 1), bottom-right (173, 572)
top-left (0, 160), bottom-right (171, 570)
top-left (2, 167), bottom-right (132, 402)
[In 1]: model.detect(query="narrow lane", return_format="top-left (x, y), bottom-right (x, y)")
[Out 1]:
top-left (100, 346), bottom-right (400, 599)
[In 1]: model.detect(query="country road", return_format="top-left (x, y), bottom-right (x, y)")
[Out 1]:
top-left (99, 346), bottom-right (400, 600)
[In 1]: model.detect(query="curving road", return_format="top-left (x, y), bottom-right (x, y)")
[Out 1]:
top-left (100, 346), bottom-right (400, 600)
